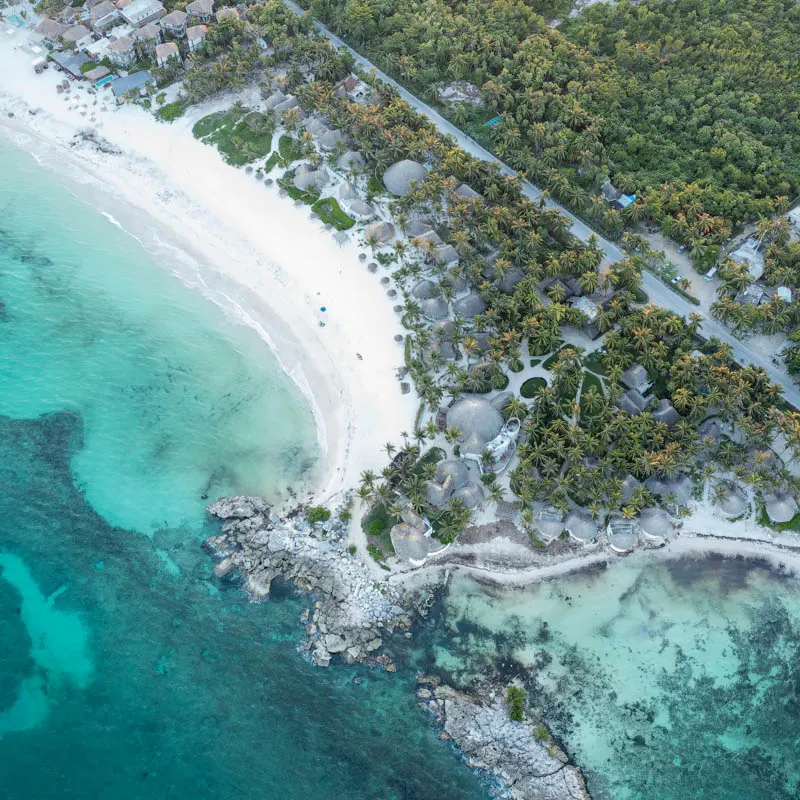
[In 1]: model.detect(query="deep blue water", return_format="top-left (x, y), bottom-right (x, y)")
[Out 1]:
top-left (0, 137), bottom-right (488, 799)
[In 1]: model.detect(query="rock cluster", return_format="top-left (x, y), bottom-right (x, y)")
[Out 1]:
top-left (205, 496), bottom-right (412, 668)
top-left (417, 677), bottom-right (590, 800)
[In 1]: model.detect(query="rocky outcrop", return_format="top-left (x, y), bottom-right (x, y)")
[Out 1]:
top-left (205, 496), bottom-right (413, 668)
top-left (418, 677), bottom-right (590, 800)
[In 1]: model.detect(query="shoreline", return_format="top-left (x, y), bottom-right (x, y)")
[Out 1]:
top-left (0, 36), bottom-right (415, 507)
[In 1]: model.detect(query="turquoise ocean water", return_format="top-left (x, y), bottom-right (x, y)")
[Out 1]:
top-left (4, 131), bottom-right (800, 800)
top-left (0, 137), bottom-right (488, 799)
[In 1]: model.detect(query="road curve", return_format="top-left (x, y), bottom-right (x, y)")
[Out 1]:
top-left (285, 1), bottom-right (800, 408)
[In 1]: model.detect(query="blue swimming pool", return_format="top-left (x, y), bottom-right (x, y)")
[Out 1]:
top-left (8, 15), bottom-right (24, 27)
top-left (95, 75), bottom-right (115, 88)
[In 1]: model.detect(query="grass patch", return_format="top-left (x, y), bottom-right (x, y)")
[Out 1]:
top-left (542, 346), bottom-right (566, 371)
top-left (264, 151), bottom-right (281, 173)
top-left (80, 61), bottom-right (97, 75)
top-left (278, 134), bottom-right (305, 163)
top-left (192, 108), bottom-right (275, 167)
top-left (279, 173), bottom-right (320, 204)
top-left (583, 351), bottom-right (607, 376)
top-left (756, 502), bottom-right (800, 532)
top-left (529, 358), bottom-right (541, 368)
top-left (156, 102), bottom-right (185, 122)
top-left (509, 359), bottom-right (524, 373)
top-left (520, 377), bottom-right (547, 399)
top-left (632, 286), bottom-right (649, 303)
top-left (311, 197), bottom-right (355, 230)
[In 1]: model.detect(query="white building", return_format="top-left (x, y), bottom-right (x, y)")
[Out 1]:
top-left (121, 0), bottom-right (166, 28)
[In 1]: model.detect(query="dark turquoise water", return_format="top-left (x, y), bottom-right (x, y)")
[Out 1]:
top-left (0, 137), bottom-right (488, 799)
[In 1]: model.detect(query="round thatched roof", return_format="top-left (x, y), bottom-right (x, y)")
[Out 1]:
top-left (337, 150), bottom-right (365, 170)
top-left (319, 129), bottom-right (343, 150)
top-left (639, 507), bottom-right (672, 538)
top-left (419, 296), bottom-right (449, 321)
top-left (453, 293), bottom-right (487, 319)
top-left (412, 279), bottom-right (440, 300)
top-left (364, 220), bottom-right (395, 243)
top-left (383, 159), bottom-right (427, 196)
top-left (435, 459), bottom-right (470, 491)
top-left (338, 181), bottom-right (357, 201)
top-left (453, 483), bottom-right (484, 509)
top-left (715, 483), bottom-right (746, 517)
top-left (348, 199), bottom-right (374, 218)
top-left (447, 397), bottom-right (503, 446)
top-left (763, 491), bottom-right (798, 524)
top-left (390, 523), bottom-right (430, 563)
top-left (565, 511), bottom-right (597, 542)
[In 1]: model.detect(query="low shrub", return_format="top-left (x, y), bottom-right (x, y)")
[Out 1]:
top-left (156, 102), bottom-right (185, 122)
top-left (307, 506), bottom-right (331, 524)
top-left (368, 518), bottom-right (386, 537)
top-left (506, 686), bottom-right (527, 722)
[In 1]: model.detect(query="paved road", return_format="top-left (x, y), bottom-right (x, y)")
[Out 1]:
top-left (286, 1), bottom-right (800, 408)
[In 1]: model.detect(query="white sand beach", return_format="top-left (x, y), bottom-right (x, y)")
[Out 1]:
top-left (0, 29), bottom-right (416, 505)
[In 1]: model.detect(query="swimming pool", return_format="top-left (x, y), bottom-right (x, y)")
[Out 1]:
top-left (8, 15), bottom-right (24, 27)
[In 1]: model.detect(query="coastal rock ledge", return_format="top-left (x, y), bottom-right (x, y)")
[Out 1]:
top-left (205, 496), bottom-right (412, 668)
top-left (418, 677), bottom-right (590, 800)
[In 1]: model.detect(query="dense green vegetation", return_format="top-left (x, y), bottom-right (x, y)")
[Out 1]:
top-left (311, 198), bottom-right (355, 229)
top-left (155, 102), bottom-right (186, 122)
top-left (307, 0), bottom-right (800, 265)
top-left (192, 105), bottom-right (275, 166)
top-left (506, 686), bottom-right (527, 722)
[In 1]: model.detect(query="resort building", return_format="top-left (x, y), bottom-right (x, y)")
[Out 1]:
top-left (215, 7), bottom-right (240, 22)
top-left (645, 475), bottom-right (694, 512)
top-left (621, 363), bottom-right (652, 394)
top-left (336, 74), bottom-right (369, 103)
top-left (85, 65), bottom-right (111, 84)
top-left (730, 238), bottom-right (765, 281)
top-left (35, 19), bottom-right (69, 47)
top-left (424, 459), bottom-right (485, 509)
top-left (110, 70), bottom-right (154, 102)
top-left (636, 508), bottom-right (672, 546)
top-left (89, 0), bottom-right (120, 32)
top-left (389, 507), bottom-right (446, 567)
top-left (50, 50), bottom-right (92, 79)
top-left (564, 510), bottom-right (597, 546)
top-left (446, 396), bottom-right (518, 473)
top-left (161, 10), bottom-right (188, 37)
top-left (607, 518), bottom-right (639, 554)
top-left (762, 491), bottom-right (798, 524)
top-left (383, 159), bottom-right (427, 196)
top-left (532, 504), bottom-right (565, 544)
top-left (120, 0), bottom-right (166, 27)
top-left (61, 24), bottom-right (93, 49)
top-left (363, 221), bottom-right (395, 244)
top-left (601, 178), bottom-right (635, 210)
top-left (453, 293), bottom-right (487, 319)
top-left (186, 0), bottom-right (215, 23)
top-left (155, 40), bottom-right (180, 67)
top-left (186, 24), bottom-right (208, 52)
top-left (107, 36), bottom-right (137, 68)
top-left (713, 482), bottom-right (747, 519)
top-left (134, 23), bottom-right (162, 57)
top-left (293, 164), bottom-right (329, 193)
top-left (651, 398), bottom-right (681, 428)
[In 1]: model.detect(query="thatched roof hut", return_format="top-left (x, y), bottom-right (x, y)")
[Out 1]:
top-left (383, 159), bottom-right (427, 196)
top-left (453, 293), bottom-right (487, 319)
top-left (763, 491), bottom-right (798, 524)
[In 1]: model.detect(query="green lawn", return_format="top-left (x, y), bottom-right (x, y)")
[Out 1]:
top-left (520, 377), bottom-right (547, 399)
top-left (362, 502), bottom-right (398, 560)
top-left (264, 151), bottom-right (281, 173)
top-left (192, 109), bottom-right (274, 166)
top-left (311, 197), bottom-right (355, 230)
top-left (542, 346), bottom-right (566, 371)
top-left (583, 351), bottom-right (607, 376)
top-left (278, 134), bottom-right (305, 163)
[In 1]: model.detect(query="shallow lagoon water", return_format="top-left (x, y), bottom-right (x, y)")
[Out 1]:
top-left (0, 138), bottom-right (488, 799)
top-left (422, 560), bottom-right (800, 800)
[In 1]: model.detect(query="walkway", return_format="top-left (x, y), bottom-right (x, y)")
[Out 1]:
top-left (285, 1), bottom-right (800, 408)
